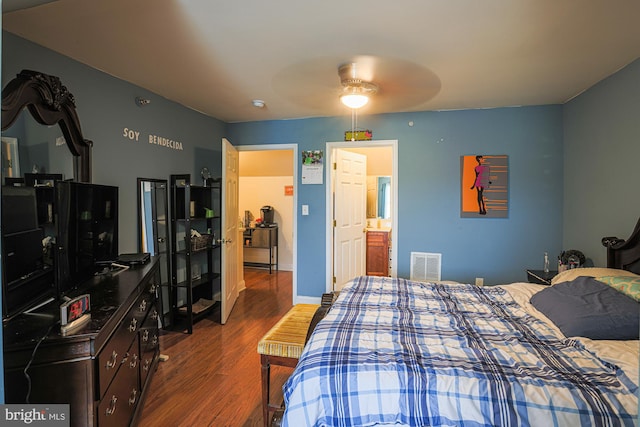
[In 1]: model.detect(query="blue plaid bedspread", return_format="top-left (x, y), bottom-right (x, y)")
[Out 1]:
top-left (282, 276), bottom-right (638, 427)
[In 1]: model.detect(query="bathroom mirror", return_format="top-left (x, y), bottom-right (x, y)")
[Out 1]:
top-left (1, 70), bottom-right (92, 183)
top-left (366, 175), bottom-right (392, 220)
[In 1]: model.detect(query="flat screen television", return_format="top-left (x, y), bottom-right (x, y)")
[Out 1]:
top-left (56, 181), bottom-right (118, 296)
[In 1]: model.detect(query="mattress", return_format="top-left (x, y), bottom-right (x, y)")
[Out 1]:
top-left (281, 276), bottom-right (638, 427)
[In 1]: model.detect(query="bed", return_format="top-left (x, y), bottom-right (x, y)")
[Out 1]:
top-left (281, 219), bottom-right (640, 427)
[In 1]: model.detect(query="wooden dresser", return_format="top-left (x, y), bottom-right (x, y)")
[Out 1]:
top-left (3, 258), bottom-right (161, 427)
top-left (366, 229), bottom-right (390, 276)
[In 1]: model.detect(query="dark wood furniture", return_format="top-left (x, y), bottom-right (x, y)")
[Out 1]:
top-left (1, 70), bottom-right (92, 183)
top-left (602, 216), bottom-right (640, 274)
top-left (526, 269), bottom-right (558, 285)
top-left (366, 229), bottom-right (390, 276)
top-left (3, 258), bottom-right (161, 427)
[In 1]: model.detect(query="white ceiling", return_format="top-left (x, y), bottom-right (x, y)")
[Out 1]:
top-left (3, 0), bottom-right (640, 123)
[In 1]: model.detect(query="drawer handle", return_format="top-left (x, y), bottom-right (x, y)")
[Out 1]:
top-left (142, 329), bottom-right (150, 342)
top-left (143, 358), bottom-right (151, 372)
top-left (129, 354), bottom-right (139, 369)
top-left (139, 299), bottom-right (147, 313)
top-left (105, 395), bottom-right (117, 416)
top-left (151, 309), bottom-right (159, 321)
top-left (152, 335), bottom-right (159, 346)
top-left (106, 350), bottom-right (118, 370)
top-left (149, 283), bottom-right (158, 293)
top-left (129, 389), bottom-right (138, 406)
top-left (128, 318), bottom-right (138, 333)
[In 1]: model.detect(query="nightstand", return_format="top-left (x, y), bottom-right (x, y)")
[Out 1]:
top-left (526, 269), bottom-right (558, 285)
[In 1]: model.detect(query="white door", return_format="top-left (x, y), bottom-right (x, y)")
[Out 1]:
top-left (333, 149), bottom-right (367, 291)
top-left (221, 138), bottom-right (239, 324)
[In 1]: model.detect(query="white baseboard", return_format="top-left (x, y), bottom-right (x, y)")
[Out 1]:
top-left (294, 295), bottom-right (322, 305)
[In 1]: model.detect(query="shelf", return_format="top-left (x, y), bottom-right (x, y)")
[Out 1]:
top-left (178, 298), bottom-right (215, 315)
top-left (169, 174), bottom-right (222, 334)
top-left (172, 273), bottom-right (221, 289)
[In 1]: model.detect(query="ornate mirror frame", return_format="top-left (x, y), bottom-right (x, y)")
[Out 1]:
top-left (1, 69), bottom-right (92, 182)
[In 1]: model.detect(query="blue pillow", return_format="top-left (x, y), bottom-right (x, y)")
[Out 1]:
top-left (530, 276), bottom-right (639, 340)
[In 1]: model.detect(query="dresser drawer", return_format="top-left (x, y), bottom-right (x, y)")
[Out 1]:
top-left (139, 306), bottom-right (159, 351)
top-left (97, 314), bottom-right (138, 398)
top-left (139, 304), bottom-right (159, 387)
top-left (98, 337), bottom-right (140, 427)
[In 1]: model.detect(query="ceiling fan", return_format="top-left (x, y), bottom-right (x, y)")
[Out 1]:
top-left (272, 55), bottom-right (442, 115)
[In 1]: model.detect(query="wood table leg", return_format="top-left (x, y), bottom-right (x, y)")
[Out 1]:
top-left (261, 354), bottom-right (270, 427)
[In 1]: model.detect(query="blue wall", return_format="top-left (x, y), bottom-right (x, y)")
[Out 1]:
top-left (228, 106), bottom-right (565, 296)
top-left (563, 58), bottom-right (640, 265)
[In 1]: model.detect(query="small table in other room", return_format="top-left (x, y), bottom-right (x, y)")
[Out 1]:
top-left (526, 269), bottom-right (558, 285)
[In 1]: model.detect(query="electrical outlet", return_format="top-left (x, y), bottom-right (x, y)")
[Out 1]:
top-left (475, 277), bottom-right (484, 286)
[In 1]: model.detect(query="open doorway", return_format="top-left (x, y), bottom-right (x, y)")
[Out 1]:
top-left (325, 140), bottom-right (398, 292)
top-left (237, 144), bottom-right (298, 303)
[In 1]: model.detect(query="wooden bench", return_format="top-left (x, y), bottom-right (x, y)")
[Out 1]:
top-left (257, 303), bottom-right (321, 427)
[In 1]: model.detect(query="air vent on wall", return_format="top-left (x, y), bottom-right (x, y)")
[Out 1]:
top-left (410, 252), bottom-right (441, 282)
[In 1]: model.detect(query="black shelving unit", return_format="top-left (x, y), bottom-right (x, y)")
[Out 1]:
top-left (169, 174), bottom-right (221, 333)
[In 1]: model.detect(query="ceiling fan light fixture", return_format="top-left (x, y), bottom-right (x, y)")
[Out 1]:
top-left (338, 63), bottom-right (378, 109)
top-left (340, 90), bottom-right (370, 109)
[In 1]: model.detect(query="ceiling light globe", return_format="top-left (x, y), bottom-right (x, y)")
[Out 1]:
top-left (340, 93), bottom-right (369, 109)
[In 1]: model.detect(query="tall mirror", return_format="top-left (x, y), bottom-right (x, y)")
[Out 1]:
top-left (1, 69), bottom-right (92, 183)
top-left (138, 178), bottom-right (171, 328)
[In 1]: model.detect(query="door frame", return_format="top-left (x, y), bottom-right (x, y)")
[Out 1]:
top-left (325, 139), bottom-right (398, 292)
top-left (236, 143), bottom-right (298, 305)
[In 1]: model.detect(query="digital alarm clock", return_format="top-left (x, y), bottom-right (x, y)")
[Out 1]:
top-left (60, 294), bottom-right (91, 336)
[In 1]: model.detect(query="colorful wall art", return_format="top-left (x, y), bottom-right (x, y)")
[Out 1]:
top-left (460, 155), bottom-right (508, 218)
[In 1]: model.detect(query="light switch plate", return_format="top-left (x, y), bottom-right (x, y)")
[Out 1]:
top-left (302, 205), bottom-right (309, 215)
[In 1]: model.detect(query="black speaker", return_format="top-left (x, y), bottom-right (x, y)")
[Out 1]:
top-left (2, 186), bottom-right (38, 234)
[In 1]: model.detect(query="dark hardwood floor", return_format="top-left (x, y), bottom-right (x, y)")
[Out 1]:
top-left (138, 268), bottom-right (294, 427)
